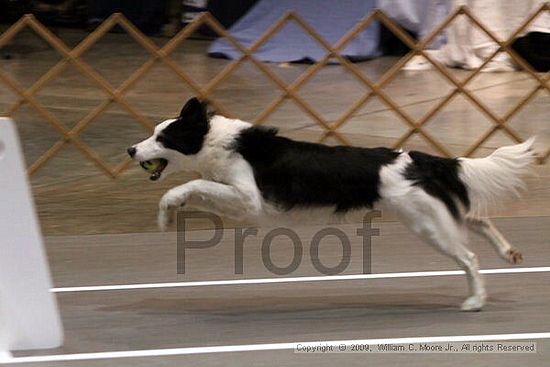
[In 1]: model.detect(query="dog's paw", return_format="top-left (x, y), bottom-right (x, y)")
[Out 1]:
top-left (157, 208), bottom-right (173, 232)
top-left (158, 190), bottom-right (188, 231)
top-left (506, 249), bottom-right (523, 265)
top-left (460, 294), bottom-right (486, 312)
top-left (158, 196), bottom-right (176, 231)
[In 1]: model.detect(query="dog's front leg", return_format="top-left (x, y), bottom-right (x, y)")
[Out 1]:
top-left (158, 179), bottom-right (261, 231)
top-left (185, 195), bottom-right (245, 219)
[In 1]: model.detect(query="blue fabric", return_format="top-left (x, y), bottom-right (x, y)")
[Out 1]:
top-left (208, 0), bottom-right (381, 63)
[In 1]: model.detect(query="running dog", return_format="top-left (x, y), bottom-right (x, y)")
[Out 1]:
top-left (128, 97), bottom-right (536, 311)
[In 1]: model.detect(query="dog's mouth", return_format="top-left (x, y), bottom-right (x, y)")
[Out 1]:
top-left (139, 158), bottom-right (168, 181)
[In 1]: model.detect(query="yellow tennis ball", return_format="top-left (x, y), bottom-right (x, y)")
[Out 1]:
top-left (141, 159), bottom-right (162, 173)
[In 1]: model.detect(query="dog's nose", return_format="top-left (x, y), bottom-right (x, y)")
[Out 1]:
top-left (127, 147), bottom-right (136, 158)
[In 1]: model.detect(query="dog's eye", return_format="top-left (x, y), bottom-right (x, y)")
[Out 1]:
top-left (156, 136), bottom-right (165, 144)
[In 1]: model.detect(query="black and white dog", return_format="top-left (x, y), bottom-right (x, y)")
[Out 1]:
top-left (128, 97), bottom-right (536, 311)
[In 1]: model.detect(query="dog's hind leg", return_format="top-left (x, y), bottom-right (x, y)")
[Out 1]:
top-left (466, 218), bottom-right (523, 265)
top-left (386, 194), bottom-right (486, 311)
top-left (449, 243), bottom-right (486, 311)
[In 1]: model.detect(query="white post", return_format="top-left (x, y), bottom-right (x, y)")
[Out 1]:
top-left (0, 290), bottom-right (13, 361)
top-left (0, 118), bottom-right (63, 352)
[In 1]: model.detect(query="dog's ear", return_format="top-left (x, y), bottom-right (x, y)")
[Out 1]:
top-left (179, 97), bottom-right (206, 124)
top-left (161, 97), bottom-right (209, 155)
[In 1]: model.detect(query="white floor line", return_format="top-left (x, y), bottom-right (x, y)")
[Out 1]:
top-left (51, 266), bottom-right (550, 293)
top-left (2, 332), bottom-right (550, 363)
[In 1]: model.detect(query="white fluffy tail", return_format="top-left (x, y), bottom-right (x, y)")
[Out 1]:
top-left (459, 138), bottom-right (537, 217)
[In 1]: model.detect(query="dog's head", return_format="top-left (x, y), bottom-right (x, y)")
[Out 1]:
top-left (127, 97), bottom-right (210, 181)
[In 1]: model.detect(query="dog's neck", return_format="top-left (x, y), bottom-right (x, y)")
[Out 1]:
top-left (193, 115), bottom-right (252, 180)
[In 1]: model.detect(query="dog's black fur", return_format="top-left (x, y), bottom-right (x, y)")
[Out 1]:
top-left (232, 125), bottom-right (402, 212)
top-left (404, 151), bottom-right (470, 219)
top-left (156, 98), bottom-right (210, 155)
top-left (232, 125), bottom-right (472, 217)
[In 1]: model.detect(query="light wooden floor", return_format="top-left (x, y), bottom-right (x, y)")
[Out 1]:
top-left (8, 216), bottom-right (550, 367)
